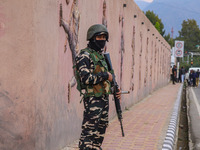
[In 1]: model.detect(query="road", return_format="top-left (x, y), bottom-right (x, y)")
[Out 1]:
top-left (188, 85), bottom-right (200, 150)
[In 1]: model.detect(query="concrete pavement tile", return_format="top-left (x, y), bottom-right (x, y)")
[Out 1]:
top-left (102, 84), bottom-right (181, 150)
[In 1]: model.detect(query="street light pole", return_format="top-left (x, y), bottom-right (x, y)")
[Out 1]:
top-left (191, 52), bottom-right (193, 67)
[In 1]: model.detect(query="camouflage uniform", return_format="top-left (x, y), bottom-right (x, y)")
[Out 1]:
top-left (76, 47), bottom-right (111, 150)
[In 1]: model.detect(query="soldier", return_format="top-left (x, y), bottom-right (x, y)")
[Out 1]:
top-left (75, 24), bottom-right (121, 150)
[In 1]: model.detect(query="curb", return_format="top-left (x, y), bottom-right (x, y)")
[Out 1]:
top-left (162, 84), bottom-right (183, 150)
top-left (186, 87), bottom-right (193, 150)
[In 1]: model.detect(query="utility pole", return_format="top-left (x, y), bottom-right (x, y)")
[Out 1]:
top-left (188, 52), bottom-right (200, 67)
top-left (171, 27), bottom-right (174, 39)
top-left (177, 57), bottom-right (180, 79)
top-left (189, 52), bottom-right (194, 67)
top-left (187, 54), bottom-right (189, 64)
top-left (191, 53), bottom-right (193, 67)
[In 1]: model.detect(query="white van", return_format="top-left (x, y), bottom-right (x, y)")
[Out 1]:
top-left (189, 67), bottom-right (200, 72)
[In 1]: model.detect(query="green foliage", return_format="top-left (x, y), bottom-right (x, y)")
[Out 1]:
top-left (191, 56), bottom-right (200, 67)
top-left (179, 56), bottom-right (200, 70)
top-left (175, 19), bottom-right (200, 68)
top-left (176, 19), bottom-right (200, 51)
top-left (164, 33), bottom-right (174, 47)
top-left (144, 13), bottom-right (200, 68)
top-left (145, 10), bottom-right (165, 36)
top-left (155, 22), bottom-right (161, 33)
top-left (145, 10), bottom-right (174, 46)
top-left (178, 58), bottom-right (191, 71)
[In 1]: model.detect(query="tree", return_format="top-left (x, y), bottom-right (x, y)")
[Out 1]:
top-left (176, 19), bottom-right (200, 51)
top-left (163, 33), bottom-right (174, 47)
top-left (145, 10), bottom-right (175, 46)
top-left (155, 22), bottom-right (161, 33)
top-left (145, 10), bottom-right (165, 36)
top-left (176, 19), bottom-right (200, 68)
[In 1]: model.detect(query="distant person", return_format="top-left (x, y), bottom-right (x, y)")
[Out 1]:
top-left (190, 70), bottom-right (196, 87)
top-left (181, 67), bottom-right (186, 83)
top-left (170, 66), bottom-right (173, 82)
top-left (196, 69), bottom-right (199, 87)
top-left (172, 65), bottom-right (177, 85)
top-left (189, 70), bottom-right (193, 86)
top-left (185, 70), bottom-right (190, 86)
top-left (178, 68), bottom-right (182, 83)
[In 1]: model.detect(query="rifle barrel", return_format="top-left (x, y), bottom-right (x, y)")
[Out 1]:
top-left (121, 91), bottom-right (130, 94)
top-left (119, 119), bottom-right (125, 137)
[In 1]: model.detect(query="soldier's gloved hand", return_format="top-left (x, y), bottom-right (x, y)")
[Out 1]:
top-left (107, 72), bottom-right (113, 82)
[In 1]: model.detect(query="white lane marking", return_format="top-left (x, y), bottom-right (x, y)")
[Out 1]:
top-left (191, 88), bottom-right (200, 117)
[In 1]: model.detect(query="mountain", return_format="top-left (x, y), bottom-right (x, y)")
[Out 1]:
top-left (137, 0), bottom-right (200, 38)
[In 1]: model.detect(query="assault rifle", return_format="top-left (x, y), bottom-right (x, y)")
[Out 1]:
top-left (104, 52), bottom-right (130, 137)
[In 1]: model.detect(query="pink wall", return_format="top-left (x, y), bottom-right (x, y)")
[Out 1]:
top-left (0, 0), bottom-right (171, 150)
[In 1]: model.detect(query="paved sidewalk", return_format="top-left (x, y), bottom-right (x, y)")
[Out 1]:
top-left (63, 83), bottom-right (182, 150)
top-left (102, 83), bottom-right (182, 150)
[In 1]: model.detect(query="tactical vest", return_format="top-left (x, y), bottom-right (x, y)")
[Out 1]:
top-left (74, 48), bottom-right (111, 97)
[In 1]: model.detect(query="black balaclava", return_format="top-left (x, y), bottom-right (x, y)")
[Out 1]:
top-left (88, 35), bottom-right (107, 52)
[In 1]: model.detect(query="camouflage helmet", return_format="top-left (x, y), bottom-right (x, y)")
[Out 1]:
top-left (87, 24), bottom-right (109, 41)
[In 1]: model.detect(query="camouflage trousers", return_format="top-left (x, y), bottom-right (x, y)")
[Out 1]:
top-left (79, 95), bottom-right (109, 150)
